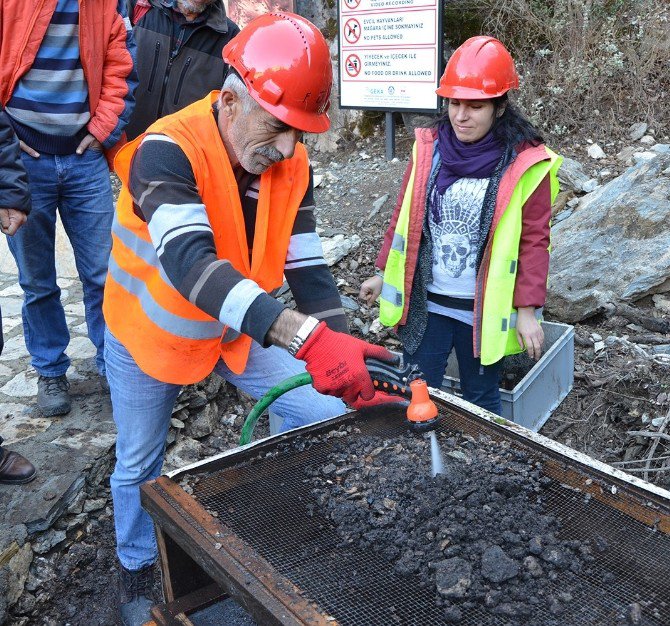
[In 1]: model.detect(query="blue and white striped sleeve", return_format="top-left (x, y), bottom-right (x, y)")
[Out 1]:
top-left (284, 168), bottom-right (348, 333)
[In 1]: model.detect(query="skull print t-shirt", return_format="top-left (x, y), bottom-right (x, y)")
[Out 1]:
top-left (426, 176), bottom-right (489, 325)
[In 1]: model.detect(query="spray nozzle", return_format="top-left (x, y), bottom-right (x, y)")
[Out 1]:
top-left (406, 379), bottom-right (439, 431)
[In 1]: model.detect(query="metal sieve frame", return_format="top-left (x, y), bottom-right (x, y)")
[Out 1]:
top-left (142, 390), bottom-right (670, 625)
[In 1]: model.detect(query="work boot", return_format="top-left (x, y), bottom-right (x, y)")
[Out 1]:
top-left (37, 374), bottom-right (71, 416)
top-left (0, 437), bottom-right (36, 485)
top-left (118, 563), bottom-right (156, 626)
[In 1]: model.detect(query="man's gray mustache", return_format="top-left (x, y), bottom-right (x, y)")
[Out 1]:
top-left (254, 146), bottom-right (284, 163)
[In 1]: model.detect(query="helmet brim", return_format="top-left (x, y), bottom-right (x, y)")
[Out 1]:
top-left (250, 93), bottom-right (331, 134)
top-left (436, 85), bottom-right (512, 99)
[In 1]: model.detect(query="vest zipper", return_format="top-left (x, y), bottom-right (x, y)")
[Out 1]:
top-left (173, 57), bottom-right (192, 106)
top-left (147, 41), bottom-right (161, 93)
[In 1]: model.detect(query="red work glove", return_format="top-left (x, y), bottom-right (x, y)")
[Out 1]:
top-left (296, 323), bottom-right (397, 405)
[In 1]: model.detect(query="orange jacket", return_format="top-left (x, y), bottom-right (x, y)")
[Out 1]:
top-left (0, 0), bottom-right (137, 152)
top-left (104, 93), bottom-right (310, 384)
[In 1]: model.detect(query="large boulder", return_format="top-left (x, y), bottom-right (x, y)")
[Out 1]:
top-left (547, 148), bottom-right (670, 322)
top-left (556, 157), bottom-right (598, 194)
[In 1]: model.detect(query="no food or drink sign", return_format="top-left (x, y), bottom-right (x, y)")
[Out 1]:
top-left (338, 0), bottom-right (441, 112)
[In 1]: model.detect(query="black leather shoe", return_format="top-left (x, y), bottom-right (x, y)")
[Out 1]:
top-left (0, 438), bottom-right (36, 485)
top-left (118, 563), bottom-right (156, 626)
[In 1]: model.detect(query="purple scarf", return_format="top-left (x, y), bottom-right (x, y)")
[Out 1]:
top-left (436, 123), bottom-right (505, 194)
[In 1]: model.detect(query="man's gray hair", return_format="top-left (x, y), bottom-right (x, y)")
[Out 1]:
top-left (222, 73), bottom-right (258, 114)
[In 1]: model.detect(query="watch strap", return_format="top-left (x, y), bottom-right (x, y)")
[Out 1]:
top-left (287, 316), bottom-right (320, 356)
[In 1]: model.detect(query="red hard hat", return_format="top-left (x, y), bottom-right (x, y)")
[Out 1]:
top-left (222, 12), bottom-right (332, 133)
top-left (436, 36), bottom-right (519, 100)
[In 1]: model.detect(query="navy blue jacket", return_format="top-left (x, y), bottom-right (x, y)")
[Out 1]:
top-left (0, 108), bottom-right (31, 214)
top-left (0, 107), bottom-right (31, 352)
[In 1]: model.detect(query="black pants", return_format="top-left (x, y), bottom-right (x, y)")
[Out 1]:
top-left (403, 312), bottom-right (503, 415)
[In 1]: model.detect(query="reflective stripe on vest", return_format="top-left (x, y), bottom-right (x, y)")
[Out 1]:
top-left (391, 232), bottom-right (405, 253)
top-left (379, 142), bottom-right (418, 326)
top-left (108, 256), bottom-right (223, 340)
top-left (479, 148), bottom-right (562, 365)
top-left (111, 213), bottom-right (241, 344)
top-left (112, 213), bottom-right (172, 285)
top-left (103, 92), bottom-right (309, 384)
top-left (381, 282), bottom-right (403, 308)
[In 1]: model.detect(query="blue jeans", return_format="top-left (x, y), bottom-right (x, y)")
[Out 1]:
top-left (105, 329), bottom-right (346, 570)
top-left (404, 313), bottom-right (503, 415)
top-left (7, 149), bottom-right (113, 376)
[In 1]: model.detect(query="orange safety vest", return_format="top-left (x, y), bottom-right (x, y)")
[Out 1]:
top-left (103, 92), bottom-right (309, 384)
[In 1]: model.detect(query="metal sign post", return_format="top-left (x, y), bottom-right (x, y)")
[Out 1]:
top-left (338, 0), bottom-right (442, 160)
top-left (385, 112), bottom-right (395, 161)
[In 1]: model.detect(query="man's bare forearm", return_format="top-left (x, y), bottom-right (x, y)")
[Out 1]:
top-left (266, 309), bottom-right (309, 348)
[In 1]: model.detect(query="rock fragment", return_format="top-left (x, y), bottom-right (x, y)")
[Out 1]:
top-left (481, 545), bottom-right (519, 583)
top-left (628, 122), bottom-right (648, 141)
top-left (433, 558), bottom-right (472, 598)
top-left (587, 143), bottom-right (606, 159)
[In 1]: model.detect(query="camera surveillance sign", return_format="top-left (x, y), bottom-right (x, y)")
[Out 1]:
top-left (339, 0), bottom-right (441, 112)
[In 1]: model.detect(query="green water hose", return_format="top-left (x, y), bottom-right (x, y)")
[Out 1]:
top-left (239, 372), bottom-right (313, 445)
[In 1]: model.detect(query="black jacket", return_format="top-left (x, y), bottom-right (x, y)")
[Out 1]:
top-left (125, 0), bottom-right (239, 139)
top-left (0, 107), bottom-right (31, 353)
top-left (0, 108), bottom-right (31, 214)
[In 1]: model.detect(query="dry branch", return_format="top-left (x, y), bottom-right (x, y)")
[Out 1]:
top-left (615, 304), bottom-right (670, 335)
top-left (626, 431), bottom-right (670, 442)
top-left (643, 408), bottom-right (670, 481)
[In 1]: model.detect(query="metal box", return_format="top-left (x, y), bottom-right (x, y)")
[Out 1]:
top-left (442, 320), bottom-right (574, 431)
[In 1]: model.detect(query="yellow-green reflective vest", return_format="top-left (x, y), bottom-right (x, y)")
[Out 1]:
top-left (380, 145), bottom-right (562, 366)
top-left (379, 142), bottom-right (417, 326)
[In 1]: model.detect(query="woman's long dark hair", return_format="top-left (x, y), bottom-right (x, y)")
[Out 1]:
top-left (435, 93), bottom-right (543, 148)
top-left (490, 94), bottom-right (543, 146)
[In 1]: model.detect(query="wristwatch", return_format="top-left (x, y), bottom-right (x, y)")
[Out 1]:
top-left (287, 316), bottom-right (320, 356)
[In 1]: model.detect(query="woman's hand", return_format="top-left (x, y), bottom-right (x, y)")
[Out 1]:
top-left (516, 306), bottom-right (544, 361)
top-left (359, 275), bottom-right (383, 306)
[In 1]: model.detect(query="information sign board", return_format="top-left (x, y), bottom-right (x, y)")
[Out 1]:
top-left (339, 0), bottom-right (441, 112)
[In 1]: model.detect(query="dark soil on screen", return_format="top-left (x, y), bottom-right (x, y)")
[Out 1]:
top-left (305, 430), bottom-right (652, 625)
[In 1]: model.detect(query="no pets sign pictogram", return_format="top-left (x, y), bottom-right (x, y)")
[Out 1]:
top-left (344, 18), bottom-right (361, 44)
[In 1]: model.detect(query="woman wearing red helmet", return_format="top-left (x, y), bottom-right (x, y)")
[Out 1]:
top-left (360, 36), bottom-right (562, 415)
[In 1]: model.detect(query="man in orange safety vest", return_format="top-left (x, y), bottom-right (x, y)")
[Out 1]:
top-left (103, 12), bottom-right (398, 625)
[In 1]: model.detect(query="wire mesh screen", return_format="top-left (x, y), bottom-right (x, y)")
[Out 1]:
top-left (188, 406), bottom-right (670, 626)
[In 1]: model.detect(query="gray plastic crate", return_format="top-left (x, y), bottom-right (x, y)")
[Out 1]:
top-left (441, 321), bottom-right (574, 431)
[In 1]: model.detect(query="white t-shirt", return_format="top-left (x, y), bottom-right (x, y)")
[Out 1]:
top-left (426, 176), bottom-right (489, 325)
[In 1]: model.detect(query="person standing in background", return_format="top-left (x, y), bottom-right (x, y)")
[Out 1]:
top-left (0, 107), bottom-right (35, 485)
top-left (124, 0), bottom-right (239, 140)
top-left (0, 0), bottom-right (137, 416)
